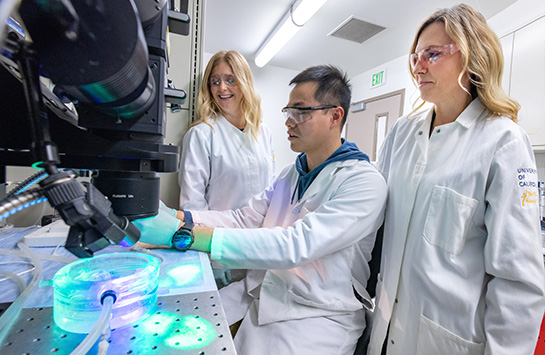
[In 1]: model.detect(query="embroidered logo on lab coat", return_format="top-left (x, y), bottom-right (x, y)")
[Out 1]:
top-left (518, 167), bottom-right (538, 207)
top-left (521, 190), bottom-right (538, 207)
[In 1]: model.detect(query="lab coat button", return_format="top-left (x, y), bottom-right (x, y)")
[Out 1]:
top-left (436, 128), bottom-right (441, 133)
top-left (395, 298), bottom-right (398, 303)
top-left (293, 207), bottom-right (300, 214)
top-left (418, 131), bottom-right (423, 135)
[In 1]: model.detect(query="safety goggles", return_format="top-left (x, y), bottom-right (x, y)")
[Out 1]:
top-left (209, 75), bottom-right (237, 87)
top-left (281, 105), bottom-right (337, 124)
top-left (410, 44), bottom-right (459, 70)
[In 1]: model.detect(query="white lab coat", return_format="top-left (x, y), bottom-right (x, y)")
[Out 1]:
top-left (368, 99), bottom-right (545, 355)
top-left (192, 158), bottom-right (387, 354)
top-left (178, 116), bottom-right (275, 210)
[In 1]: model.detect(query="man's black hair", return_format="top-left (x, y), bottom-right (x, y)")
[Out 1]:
top-left (290, 65), bottom-right (352, 128)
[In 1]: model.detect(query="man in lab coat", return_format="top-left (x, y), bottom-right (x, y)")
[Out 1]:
top-left (133, 65), bottom-right (387, 355)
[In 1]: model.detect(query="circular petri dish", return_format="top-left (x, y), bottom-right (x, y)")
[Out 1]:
top-left (53, 252), bottom-right (160, 333)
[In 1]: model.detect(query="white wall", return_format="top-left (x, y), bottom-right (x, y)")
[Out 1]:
top-left (487, 0), bottom-right (545, 37)
top-left (251, 63), bottom-right (299, 172)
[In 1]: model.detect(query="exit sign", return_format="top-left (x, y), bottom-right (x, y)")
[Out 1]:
top-left (371, 69), bottom-right (386, 88)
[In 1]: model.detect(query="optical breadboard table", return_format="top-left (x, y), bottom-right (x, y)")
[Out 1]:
top-left (0, 221), bottom-right (237, 355)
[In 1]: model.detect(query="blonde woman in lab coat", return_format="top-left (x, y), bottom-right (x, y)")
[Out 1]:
top-left (178, 50), bottom-right (275, 212)
top-left (178, 51), bottom-right (275, 286)
top-left (134, 65), bottom-right (387, 354)
top-left (367, 4), bottom-right (545, 355)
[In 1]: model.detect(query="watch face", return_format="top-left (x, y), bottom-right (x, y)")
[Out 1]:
top-left (172, 232), bottom-right (193, 251)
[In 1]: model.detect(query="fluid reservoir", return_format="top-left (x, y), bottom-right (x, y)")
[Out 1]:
top-left (53, 252), bottom-right (160, 333)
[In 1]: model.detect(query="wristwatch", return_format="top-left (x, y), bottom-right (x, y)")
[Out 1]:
top-left (171, 222), bottom-right (194, 251)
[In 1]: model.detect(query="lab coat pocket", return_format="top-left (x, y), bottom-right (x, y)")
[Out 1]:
top-left (417, 314), bottom-right (484, 355)
top-left (423, 186), bottom-right (478, 254)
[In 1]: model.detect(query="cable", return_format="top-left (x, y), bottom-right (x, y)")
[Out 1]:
top-left (0, 188), bottom-right (47, 222)
top-left (0, 241), bottom-right (43, 347)
top-left (29, 199), bottom-right (48, 227)
top-left (52, 238), bottom-right (65, 256)
top-left (6, 170), bottom-right (47, 197)
top-left (70, 292), bottom-right (116, 355)
top-left (7, 168), bottom-right (79, 198)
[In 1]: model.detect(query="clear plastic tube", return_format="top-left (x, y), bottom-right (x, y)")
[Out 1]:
top-left (0, 241), bottom-right (43, 346)
top-left (0, 247), bottom-right (77, 264)
top-left (70, 294), bottom-right (114, 355)
top-left (0, 270), bottom-right (26, 292)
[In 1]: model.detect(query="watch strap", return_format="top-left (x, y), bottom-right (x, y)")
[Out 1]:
top-left (183, 210), bottom-right (193, 224)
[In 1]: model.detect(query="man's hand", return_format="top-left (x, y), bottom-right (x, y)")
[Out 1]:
top-left (131, 208), bottom-right (182, 247)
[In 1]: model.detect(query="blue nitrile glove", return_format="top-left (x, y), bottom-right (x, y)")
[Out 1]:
top-left (131, 208), bottom-right (181, 246)
top-left (159, 200), bottom-right (177, 217)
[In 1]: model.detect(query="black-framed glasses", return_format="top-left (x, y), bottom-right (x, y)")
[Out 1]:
top-left (409, 44), bottom-right (459, 70)
top-left (210, 75), bottom-right (237, 87)
top-left (281, 105), bottom-right (338, 124)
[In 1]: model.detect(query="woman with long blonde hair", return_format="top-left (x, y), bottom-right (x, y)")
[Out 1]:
top-left (367, 4), bottom-right (545, 354)
top-left (194, 50), bottom-right (263, 138)
top-left (178, 50), bottom-right (275, 286)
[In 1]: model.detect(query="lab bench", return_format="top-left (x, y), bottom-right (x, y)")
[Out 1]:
top-left (0, 221), bottom-right (237, 355)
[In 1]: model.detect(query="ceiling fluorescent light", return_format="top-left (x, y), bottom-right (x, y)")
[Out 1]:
top-left (292, 0), bottom-right (328, 25)
top-left (254, 0), bottom-right (328, 68)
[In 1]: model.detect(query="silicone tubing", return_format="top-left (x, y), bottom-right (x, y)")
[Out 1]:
top-left (0, 270), bottom-right (26, 292)
top-left (0, 247), bottom-right (77, 264)
top-left (0, 241), bottom-right (43, 346)
top-left (70, 293), bottom-right (115, 355)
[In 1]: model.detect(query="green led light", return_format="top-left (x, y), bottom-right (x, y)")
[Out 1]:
top-left (140, 313), bottom-right (216, 350)
top-left (31, 161), bottom-right (45, 170)
top-left (140, 313), bottom-right (176, 334)
top-left (166, 315), bottom-right (216, 350)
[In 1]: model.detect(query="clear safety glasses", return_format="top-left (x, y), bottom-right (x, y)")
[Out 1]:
top-left (281, 105), bottom-right (337, 125)
top-left (209, 75), bottom-right (237, 87)
top-left (409, 44), bottom-right (459, 70)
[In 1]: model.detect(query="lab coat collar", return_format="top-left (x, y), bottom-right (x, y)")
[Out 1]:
top-left (413, 98), bottom-right (486, 141)
top-left (453, 98), bottom-right (487, 129)
top-left (414, 98), bottom-right (486, 130)
top-left (291, 160), bottom-right (362, 205)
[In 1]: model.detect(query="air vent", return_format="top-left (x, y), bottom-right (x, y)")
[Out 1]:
top-left (328, 16), bottom-right (385, 44)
